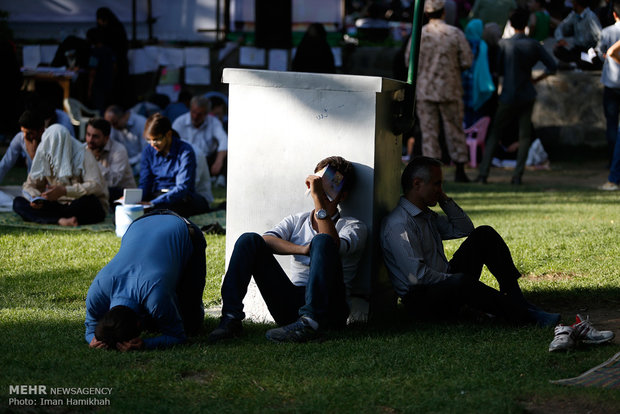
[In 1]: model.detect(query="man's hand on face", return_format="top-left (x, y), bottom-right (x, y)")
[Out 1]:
top-left (116, 337), bottom-right (144, 352)
top-left (438, 189), bottom-right (449, 203)
top-left (305, 175), bottom-right (327, 201)
top-left (89, 337), bottom-right (109, 350)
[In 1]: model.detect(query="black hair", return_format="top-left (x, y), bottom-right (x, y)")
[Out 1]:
top-left (144, 113), bottom-right (172, 137)
top-left (314, 156), bottom-right (356, 194)
top-left (401, 156), bottom-right (443, 194)
top-left (95, 306), bottom-right (141, 349)
top-left (510, 8), bottom-right (530, 31)
top-left (18, 110), bottom-right (44, 131)
top-left (87, 117), bottom-right (111, 136)
top-left (426, 8), bottom-right (445, 20)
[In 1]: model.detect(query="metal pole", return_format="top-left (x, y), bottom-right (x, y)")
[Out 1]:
top-left (407, 0), bottom-right (425, 85)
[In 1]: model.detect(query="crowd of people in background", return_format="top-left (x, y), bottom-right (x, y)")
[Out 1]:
top-left (1, 0), bottom-right (619, 225)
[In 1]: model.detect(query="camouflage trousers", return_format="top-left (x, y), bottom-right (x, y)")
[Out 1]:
top-left (415, 99), bottom-right (468, 163)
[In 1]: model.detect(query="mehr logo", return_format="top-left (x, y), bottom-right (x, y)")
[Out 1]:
top-left (9, 385), bottom-right (47, 395)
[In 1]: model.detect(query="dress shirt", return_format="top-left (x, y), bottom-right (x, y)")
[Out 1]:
top-left (139, 136), bottom-right (197, 207)
top-left (380, 197), bottom-right (474, 296)
top-left (86, 139), bottom-right (136, 189)
top-left (110, 112), bottom-right (147, 167)
top-left (554, 7), bottom-right (602, 49)
top-left (498, 33), bottom-right (557, 104)
top-left (172, 113), bottom-right (228, 157)
top-left (85, 214), bottom-right (193, 349)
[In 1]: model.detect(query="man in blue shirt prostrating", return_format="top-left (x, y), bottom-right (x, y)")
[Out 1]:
top-left (85, 211), bottom-right (206, 351)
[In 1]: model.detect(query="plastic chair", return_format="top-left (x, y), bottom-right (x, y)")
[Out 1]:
top-left (63, 98), bottom-right (100, 141)
top-left (464, 116), bottom-right (491, 168)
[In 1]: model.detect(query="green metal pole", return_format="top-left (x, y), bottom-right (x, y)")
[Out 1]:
top-left (407, 0), bottom-right (425, 85)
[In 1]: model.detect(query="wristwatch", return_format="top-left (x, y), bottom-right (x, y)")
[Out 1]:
top-left (315, 209), bottom-right (328, 220)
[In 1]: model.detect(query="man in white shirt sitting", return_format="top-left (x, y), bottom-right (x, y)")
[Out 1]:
top-left (85, 117), bottom-right (136, 203)
top-left (104, 105), bottom-right (147, 174)
top-left (208, 156), bottom-right (367, 343)
top-left (172, 96), bottom-right (228, 185)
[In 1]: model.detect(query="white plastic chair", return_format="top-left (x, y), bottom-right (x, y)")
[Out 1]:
top-left (63, 98), bottom-right (100, 141)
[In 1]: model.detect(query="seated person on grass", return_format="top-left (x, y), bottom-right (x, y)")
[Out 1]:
top-left (139, 113), bottom-right (209, 218)
top-left (208, 156), bottom-right (367, 344)
top-left (380, 156), bottom-right (560, 326)
top-left (85, 211), bottom-right (206, 351)
top-left (85, 117), bottom-right (136, 204)
top-left (0, 110), bottom-right (45, 183)
top-left (12, 124), bottom-right (108, 227)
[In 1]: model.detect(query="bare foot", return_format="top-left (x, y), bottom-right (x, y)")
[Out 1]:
top-left (58, 217), bottom-right (78, 227)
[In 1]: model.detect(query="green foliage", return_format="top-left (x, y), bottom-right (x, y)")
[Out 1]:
top-left (0, 180), bottom-right (619, 413)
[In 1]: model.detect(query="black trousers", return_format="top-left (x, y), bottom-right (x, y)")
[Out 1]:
top-left (13, 195), bottom-right (106, 225)
top-left (403, 226), bottom-right (532, 324)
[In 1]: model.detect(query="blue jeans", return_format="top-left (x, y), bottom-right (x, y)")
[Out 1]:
top-left (221, 232), bottom-right (349, 328)
top-left (609, 128), bottom-right (620, 184)
top-left (603, 87), bottom-right (620, 165)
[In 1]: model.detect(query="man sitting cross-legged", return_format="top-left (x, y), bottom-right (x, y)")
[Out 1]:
top-left (208, 156), bottom-right (367, 343)
top-left (85, 210), bottom-right (206, 351)
top-left (380, 156), bottom-right (560, 326)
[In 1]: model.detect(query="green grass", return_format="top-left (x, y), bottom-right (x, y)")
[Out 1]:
top-left (1, 172), bottom-right (619, 413)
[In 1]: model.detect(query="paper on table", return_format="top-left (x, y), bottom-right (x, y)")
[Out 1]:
top-left (22, 45), bottom-right (41, 69)
top-left (159, 48), bottom-right (184, 68)
top-left (184, 47), bottom-right (210, 66)
top-left (185, 66), bottom-right (211, 85)
top-left (268, 49), bottom-right (288, 71)
top-left (240, 47), bottom-right (266, 67)
top-left (40, 45), bottom-right (58, 64)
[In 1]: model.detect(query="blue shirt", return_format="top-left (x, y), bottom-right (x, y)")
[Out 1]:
top-left (0, 132), bottom-right (31, 183)
top-left (139, 136), bottom-right (197, 207)
top-left (596, 21), bottom-right (620, 89)
top-left (84, 214), bottom-right (193, 349)
top-left (163, 102), bottom-right (189, 123)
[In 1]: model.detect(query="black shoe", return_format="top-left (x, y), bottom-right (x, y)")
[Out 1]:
top-left (208, 316), bottom-right (243, 343)
top-left (454, 163), bottom-right (470, 183)
top-left (511, 176), bottom-right (522, 185)
top-left (474, 175), bottom-right (487, 184)
top-left (265, 317), bottom-right (319, 343)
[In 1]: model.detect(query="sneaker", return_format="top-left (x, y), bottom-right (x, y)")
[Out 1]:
top-left (528, 308), bottom-right (561, 327)
top-left (549, 325), bottom-right (576, 352)
top-left (215, 175), bottom-right (226, 188)
top-left (207, 316), bottom-right (243, 343)
top-left (265, 317), bottom-right (318, 343)
top-left (572, 314), bottom-right (615, 345)
top-left (598, 181), bottom-right (619, 191)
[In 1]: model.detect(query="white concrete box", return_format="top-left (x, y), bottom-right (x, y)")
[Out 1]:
top-left (222, 68), bottom-right (405, 322)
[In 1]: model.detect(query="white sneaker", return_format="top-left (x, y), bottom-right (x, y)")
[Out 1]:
top-left (215, 175), bottom-right (226, 188)
top-left (572, 314), bottom-right (615, 344)
top-left (549, 325), bottom-right (575, 352)
top-left (598, 181), bottom-right (619, 191)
